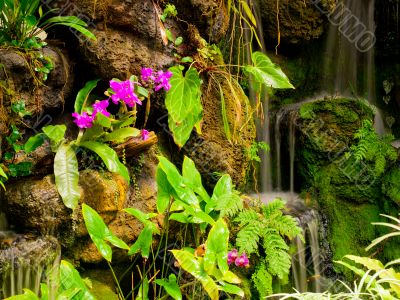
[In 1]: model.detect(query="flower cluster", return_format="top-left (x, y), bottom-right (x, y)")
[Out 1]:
top-left (141, 68), bottom-right (173, 91)
top-left (227, 249), bottom-right (249, 268)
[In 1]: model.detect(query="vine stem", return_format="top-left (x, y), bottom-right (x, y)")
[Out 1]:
top-left (108, 261), bottom-right (125, 300)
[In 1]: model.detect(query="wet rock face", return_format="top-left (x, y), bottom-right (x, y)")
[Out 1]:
top-left (80, 28), bottom-right (175, 79)
top-left (4, 171), bottom-right (129, 238)
top-left (0, 47), bottom-right (74, 121)
top-left (260, 0), bottom-right (335, 44)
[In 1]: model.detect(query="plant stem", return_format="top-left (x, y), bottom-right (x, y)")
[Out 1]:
top-left (108, 261), bottom-right (125, 300)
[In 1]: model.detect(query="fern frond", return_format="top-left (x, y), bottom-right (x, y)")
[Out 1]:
top-left (262, 228), bottom-right (289, 252)
top-left (216, 192), bottom-right (243, 217)
top-left (236, 220), bottom-right (262, 255)
top-left (234, 209), bottom-right (260, 226)
top-left (268, 214), bottom-right (303, 240)
top-left (262, 199), bottom-right (285, 218)
top-left (252, 263), bottom-right (273, 297)
top-left (266, 248), bottom-right (292, 279)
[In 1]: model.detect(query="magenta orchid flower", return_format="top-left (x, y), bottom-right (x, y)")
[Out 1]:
top-left (227, 249), bottom-right (238, 265)
top-left (141, 129), bottom-right (150, 141)
top-left (92, 99), bottom-right (110, 117)
top-left (235, 253), bottom-right (250, 268)
top-left (71, 112), bottom-right (94, 129)
top-left (141, 68), bottom-right (155, 82)
top-left (154, 70), bottom-right (173, 91)
top-left (109, 79), bottom-right (142, 108)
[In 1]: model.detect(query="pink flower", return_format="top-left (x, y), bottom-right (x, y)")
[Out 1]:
top-left (154, 70), bottom-right (173, 91)
top-left (235, 253), bottom-right (250, 268)
top-left (72, 112), bottom-right (94, 129)
top-left (92, 99), bottom-right (110, 117)
top-left (109, 79), bottom-right (142, 108)
top-left (141, 129), bottom-right (149, 141)
top-left (227, 249), bottom-right (238, 265)
top-left (141, 68), bottom-right (155, 81)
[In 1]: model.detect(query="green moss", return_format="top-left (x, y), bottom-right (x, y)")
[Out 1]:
top-left (382, 167), bottom-right (400, 204)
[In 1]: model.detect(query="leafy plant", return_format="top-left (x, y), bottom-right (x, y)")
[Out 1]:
top-left (165, 66), bottom-right (203, 147)
top-left (349, 119), bottom-right (397, 176)
top-left (160, 4), bottom-right (178, 22)
top-left (247, 141), bottom-right (270, 162)
top-left (0, 0), bottom-right (96, 49)
top-left (233, 199), bottom-right (303, 297)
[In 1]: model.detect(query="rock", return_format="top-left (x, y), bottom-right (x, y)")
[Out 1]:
top-left (80, 28), bottom-right (175, 79)
top-left (182, 70), bottom-right (256, 188)
top-left (260, 0), bottom-right (336, 44)
top-left (0, 47), bottom-right (74, 121)
top-left (4, 171), bottom-right (129, 239)
top-left (65, 146), bottom-right (160, 264)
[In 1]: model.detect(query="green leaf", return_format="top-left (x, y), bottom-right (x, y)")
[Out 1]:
top-left (59, 260), bottom-right (96, 300)
top-left (165, 28), bottom-right (174, 42)
top-left (171, 250), bottom-right (219, 300)
top-left (102, 128), bottom-right (140, 143)
top-left (82, 203), bottom-right (129, 262)
top-left (74, 79), bottom-right (100, 114)
top-left (240, 0), bottom-right (256, 26)
top-left (175, 36), bottom-right (183, 46)
top-left (124, 208), bottom-right (159, 234)
top-left (244, 52), bottom-right (294, 89)
top-left (157, 156), bottom-right (199, 207)
top-left (218, 282), bottom-right (244, 297)
top-left (81, 124), bottom-right (104, 142)
top-left (181, 57), bottom-right (193, 63)
top-left (79, 141), bottom-right (129, 182)
top-left (219, 84), bottom-right (231, 141)
top-left (95, 114), bottom-right (111, 128)
top-left (204, 219), bottom-right (229, 275)
top-left (155, 274), bottom-right (182, 300)
top-left (135, 277), bottom-right (149, 300)
top-left (24, 133), bottom-right (46, 153)
top-left (54, 143), bottom-right (80, 209)
top-left (165, 66), bottom-right (202, 147)
top-left (182, 156), bottom-right (210, 203)
top-left (156, 166), bottom-right (174, 214)
top-left (128, 224), bottom-right (154, 258)
top-left (0, 165), bottom-right (8, 179)
top-left (5, 289), bottom-right (39, 299)
top-left (212, 175), bottom-right (233, 200)
top-left (42, 125), bottom-right (66, 145)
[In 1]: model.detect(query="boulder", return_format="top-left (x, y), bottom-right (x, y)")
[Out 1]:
top-left (260, 0), bottom-right (336, 44)
top-left (80, 28), bottom-right (175, 79)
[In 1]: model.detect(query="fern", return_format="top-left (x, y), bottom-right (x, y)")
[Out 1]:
top-left (234, 209), bottom-right (260, 226)
top-left (262, 198), bottom-right (285, 218)
top-left (252, 263), bottom-right (273, 297)
top-left (350, 119), bottom-right (396, 176)
top-left (268, 214), bottom-right (304, 240)
top-left (216, 192), bottom-right (243, 217)
top-left (236, 220), bottom-right (262, 255)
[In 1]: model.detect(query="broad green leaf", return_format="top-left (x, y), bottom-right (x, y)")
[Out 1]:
top-left (165, 66), bottom-right (202, 147)
top-left (54, 143), bottom-right (80, 209)
top-left (50, 22), bottom-right (96, 41)
top-left (102, 128), bottom-right (140, 143)
top-left (24, 133), bottom-right (46, 153)
top-left (157, 156), bottom-right (199, 207)
top-left (204, 219), bottom-right (229, 275)
top-left (124, 208), bottom-right (159, 234)
top-left (168, 111), bottom-right (202, 147)
top-left (81, 124), bottom-right (104, 142)
top-left (244, 52), bottom-right (294, 89)
top-left (218, 282), bottom-right (244, 297)
top-left (74, 79), bottom-right (100, 114)
top-left (79, 141), bottom-right (129, 182)
top-left (128, 225), bottom-right (153, 258)
top-left (155, 274), bottom-right (182, 300)
top-left (82, 203), bottom-right (129, 262)
top-left (95, 114), bottom-right (111, 128)
top-left (169, 212), bottom-right (191, 223)
top-left (40, 283), bottom-right (49, 300)
top-left (171, 250), bottom-right (219, 300)
top-left (211, 175), bottom-right (233, 201)
top-left (156, 166), bottom-right (174, 214)
top-left (175, 36), bottom-right (183, 46)
top-left (43, 125), bottom-right (66, 145)
top-left (59, 260), bottom-right (96, 300)
top-left (5, 289), bottom-right (39, 300)
top-left (182, 156), bottom-right (210, 203)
